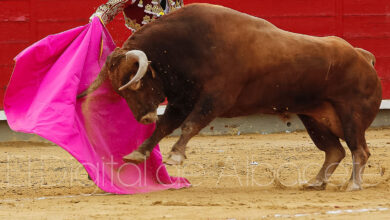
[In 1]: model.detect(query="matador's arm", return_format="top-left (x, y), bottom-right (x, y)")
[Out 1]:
top-left (90, 0), bottom-right (135, 24)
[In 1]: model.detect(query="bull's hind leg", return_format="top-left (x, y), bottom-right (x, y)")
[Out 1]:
top-left (299, 114), bottom-right (346, 190)
top-left (345, 136), bottom-right (370, 191)
top-left (333, 103), bottom-right (373, 191)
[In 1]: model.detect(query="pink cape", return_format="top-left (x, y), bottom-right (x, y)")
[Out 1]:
top-left (4, 18), bottom-right (190, 194)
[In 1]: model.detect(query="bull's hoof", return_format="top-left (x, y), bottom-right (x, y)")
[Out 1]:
top-left (123, 151), bottom-right (149, 164)
top-left (163, 152), bottom-right (185, 166)
top-left (301, 179), bottom-right (327, 190)
top-left (344, 181), bottom-right (362, 191)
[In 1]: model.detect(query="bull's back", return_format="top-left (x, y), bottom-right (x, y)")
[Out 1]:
top-left (129, 4), bottom-right (380, 115)
top-left (162, 5), bottom-right (350, 81)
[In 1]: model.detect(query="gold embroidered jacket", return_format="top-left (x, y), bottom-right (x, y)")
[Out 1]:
top-left (93, 0), bottom-right (184, 32)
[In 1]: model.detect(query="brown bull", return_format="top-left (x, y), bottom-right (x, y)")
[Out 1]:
top-left (79, 4), bottom-right (382, 191)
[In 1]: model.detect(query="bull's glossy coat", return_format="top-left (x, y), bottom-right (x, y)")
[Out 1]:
top-left (85, 4), bottom-right (382, 191)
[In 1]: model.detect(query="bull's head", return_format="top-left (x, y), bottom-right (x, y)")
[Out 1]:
top-left (78, 48), bottom-right (165, 124)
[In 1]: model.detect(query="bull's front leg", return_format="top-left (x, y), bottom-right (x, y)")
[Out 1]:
top-left (163, 120), bottom-right (211, 165)
top-left (123, 104), bottom-right (191, 164)
top-left (164, 96), bottom-right (222, 165)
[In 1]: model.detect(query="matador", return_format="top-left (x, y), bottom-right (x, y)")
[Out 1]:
top-left (91, 0), bottom-right (184, 32)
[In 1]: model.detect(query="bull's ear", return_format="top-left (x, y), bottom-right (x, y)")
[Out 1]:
top-left (129, 80), bottom-right (142, 91)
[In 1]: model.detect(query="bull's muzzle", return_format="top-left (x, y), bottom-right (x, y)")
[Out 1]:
top-left (140, 111), bottom-right (158, 124)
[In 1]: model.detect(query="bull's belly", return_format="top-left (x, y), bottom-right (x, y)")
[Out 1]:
top-left (220, 101), bottom-right (344, 139)
top-left (220, 105), bottom-right (302, 118)
top-left (221, 94), bottom-right (324, 117)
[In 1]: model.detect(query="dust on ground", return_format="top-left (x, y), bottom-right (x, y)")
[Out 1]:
top-left (0, 128), bottom-right (389, 219)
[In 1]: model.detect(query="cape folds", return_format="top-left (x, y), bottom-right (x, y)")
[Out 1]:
top-left (4, 17), bottom-right (190, 194)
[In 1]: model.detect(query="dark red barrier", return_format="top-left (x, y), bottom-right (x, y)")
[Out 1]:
top-left (1, 0), bottom-right (389, 109)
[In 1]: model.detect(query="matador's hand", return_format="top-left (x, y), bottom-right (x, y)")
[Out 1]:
top-left (89, 12), bottom-right (104, 24)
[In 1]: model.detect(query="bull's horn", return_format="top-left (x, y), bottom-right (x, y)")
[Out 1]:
top-left (77, 63), bottom-right (108, 98)
top-left (119, 50), bottom-right (149, 91)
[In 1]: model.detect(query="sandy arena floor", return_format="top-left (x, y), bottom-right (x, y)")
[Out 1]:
top-left (0, 128), bottom-right (389, 219)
